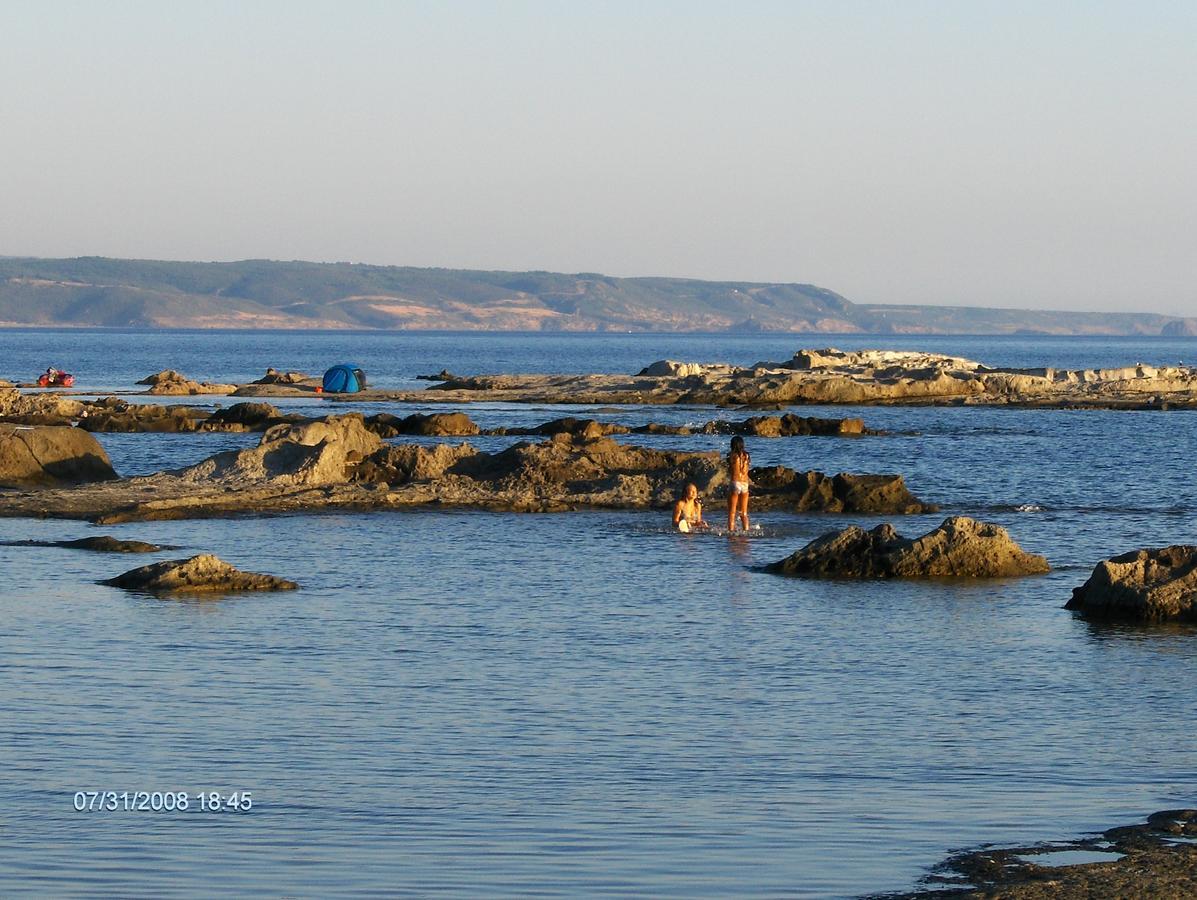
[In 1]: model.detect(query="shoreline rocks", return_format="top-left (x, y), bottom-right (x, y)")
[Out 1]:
top-left (0, 424), bottom-right (118, 488)
top-left (373, 348), bottom-right (1197, 409)
top-left (884, 809), bottom-right (1197, 899)
top-left (101, 554), bottom-right (298, 593)
top-left (766, 517), bottom-right (1049, 579)
top-left (0, 415), bottom-right (937, 523)
top-left (1066, 546), bottom-right (1197, 622)
top-left (138, 370), bottom-right (236, 396)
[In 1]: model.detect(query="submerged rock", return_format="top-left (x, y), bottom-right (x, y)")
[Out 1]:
top-left (0, 424), bottom-right (118, 488)
top-left (101, 554), bottom-right (298, 593)
top-left (766, 516), bottom-right (1049, 579)
top-left (1066, 546), bottom-right (1197, 622)
top-left (1, 536), bottom-right (168, 552)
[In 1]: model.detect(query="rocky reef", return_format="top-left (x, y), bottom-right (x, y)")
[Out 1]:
top-left (9, 349), bottom-right (1195, 410)
top-left (884, 809), bottom-right (1197, 899)
top-left (1066, 546), bottom-right (1197, 622)
top-left (766, 517), bottom-right (1049, 579)
top-left (1, 388), bottom-right (880, 439)
top-left (0, 416), bottom-right (936, 523)
top-left (335, 348), bottom-right (1197, 409)
top-left (101, 554), bottom-right (298, 593)
top-left (137, 370), bottom-right (236, 395)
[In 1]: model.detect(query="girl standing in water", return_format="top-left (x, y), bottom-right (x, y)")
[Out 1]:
top-left (727, 435), bottom-right (751, 532)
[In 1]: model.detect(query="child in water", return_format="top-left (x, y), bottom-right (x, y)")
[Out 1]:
top-left (672, 482), bottom-right (708, 533)
top-left (727, 435), bottom-right (750, 532)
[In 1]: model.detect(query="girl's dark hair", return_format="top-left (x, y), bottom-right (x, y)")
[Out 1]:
top-left (730, 435), bottom-right (746, 454)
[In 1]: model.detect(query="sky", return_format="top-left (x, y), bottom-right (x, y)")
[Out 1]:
top-left (1, 1), bottom-right (1194, 316)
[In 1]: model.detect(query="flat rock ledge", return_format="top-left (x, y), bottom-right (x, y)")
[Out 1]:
top-left (878, 809), bottom-right (1197, 899)
top-left (1, 536), bottom-right (167, 553)
top-left (101, 554), bottom-right (298, 593)
top-left (332, 348), bottom-right (1197, 409)
top-left (1066, 545), bottom-right (1197, 622)
top-left (0, 414), bottom-right (936, 523)
top-left (766, 517), bottom-right (1050, 579)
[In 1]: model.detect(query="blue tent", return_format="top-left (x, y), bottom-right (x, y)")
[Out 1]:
top-left (322, 364), bottom-right (367, 393)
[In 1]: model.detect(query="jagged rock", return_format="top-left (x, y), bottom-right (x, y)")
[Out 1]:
top-left (101, 554), bottom-right (298, 593)
top-left (201, 402), bottom-right (291, 432)
top-left (1066, 546), bottom-right (1197, 622)
top-left (78, 403), bottom-right (206, 433)
top-left (0, 427), bottom-right (938, 522)
top-left (0, 388), bottom-right (87, 421)
top-left (767, 517), bottom-right (1049, 579)
top-left (252, 368), bottom-right (314, 385)
top-left (0, 424), bottom-right (118, 487)
top-left (351, 434), bottom-right (936, 515)
top-left (178, 414), bottom-right (383, 486)
top-left (748, 467), bottom-right (936, 514)
top-left (138, 370), bottom-right (235, 395)
top-left (366, 412), bottom-right (480, 437)
top-left (1, 536), bottom-right (168, 552)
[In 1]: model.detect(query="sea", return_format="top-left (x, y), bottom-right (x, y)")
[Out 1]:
top-left (1, 329), bottom-right (1195, 898)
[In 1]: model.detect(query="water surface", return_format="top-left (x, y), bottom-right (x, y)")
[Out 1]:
top-left (1, 330), bottom-right (1195, 897)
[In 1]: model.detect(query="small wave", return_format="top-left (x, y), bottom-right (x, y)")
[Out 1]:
top-left (1016, 504), bottom-right (1044, 513)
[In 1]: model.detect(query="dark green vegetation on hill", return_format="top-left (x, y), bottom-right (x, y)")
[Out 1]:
top-left (0, 256), bottom-right (1191, 334)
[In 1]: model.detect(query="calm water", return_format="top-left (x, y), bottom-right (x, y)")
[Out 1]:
top-left (2, 331), bottom-right (1196, 897)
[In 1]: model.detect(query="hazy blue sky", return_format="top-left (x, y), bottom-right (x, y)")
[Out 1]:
top-left (2, 1), bottom-right (1194, 315)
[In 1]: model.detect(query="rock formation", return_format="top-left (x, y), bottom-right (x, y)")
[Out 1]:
top-left (0, 416), bottom-right (937, 523)
top-left (365, 412), bottom-right (480, 437)
top-left (1066, 546), bottom-right (1197, 622)
top-left (201, 402), bottom-right (298, 432)
top-left (0, 388), bottom-right (86, 424)
top-left (252, 368), bottom-right (316, 386)
top-left (101, 554), bottom-right (298, 593)
top-left (138, 370), bottom-right (236, 395)
top-left (359, 348), bottom-right (1197, 409)
top-left (78, 402), bottom-right (208, 433)
top-left (1, 536), bottom-right (168, 552)
top-left (0, 424), bottom-right (118, 487)
top-left (766, 517), bottom-right (1049, 579)
top-left (177, 415), bottom-right (383, 487)
top-left (637, 360), bottom-right (737, 378)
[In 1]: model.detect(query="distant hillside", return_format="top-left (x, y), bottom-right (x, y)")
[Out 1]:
top-left (0, 256), bottom-right (1192, 335)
